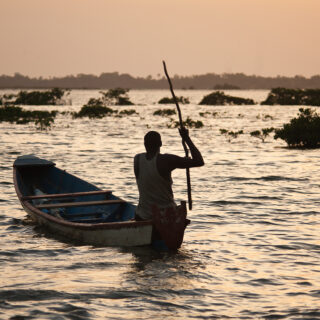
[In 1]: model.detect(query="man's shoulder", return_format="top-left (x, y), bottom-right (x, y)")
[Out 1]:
top-left (159, 153), bottom-right (181, 159)
top-left (134, 152), bottom-right (145, 159)
top-left (134, 153), bottom-right (144, 167)
top-left (158, 153), bottom-right (178, 160)
top-left (158, 153), bottom-right (185, 165)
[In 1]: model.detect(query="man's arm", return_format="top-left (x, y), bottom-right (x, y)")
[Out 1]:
top-left (134, 154), bottom-right (140, 179)
top-left (158, 128), bottom-right (204, 177)
top-left (179, 127), bottom-right (204, 168)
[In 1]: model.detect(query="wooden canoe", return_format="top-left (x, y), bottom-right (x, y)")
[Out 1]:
top-left (13, 155), bottom-right (189, 249)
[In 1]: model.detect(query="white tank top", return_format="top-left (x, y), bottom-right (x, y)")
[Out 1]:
top-left (135, 153), bottom-right (176, 220)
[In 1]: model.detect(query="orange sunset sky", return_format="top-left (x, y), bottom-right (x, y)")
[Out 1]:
top-left (0, 0), bottom-right (319, 78)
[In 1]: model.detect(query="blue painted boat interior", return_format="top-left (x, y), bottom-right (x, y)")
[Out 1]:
top-left (16, 165), bottom-right (136, 224)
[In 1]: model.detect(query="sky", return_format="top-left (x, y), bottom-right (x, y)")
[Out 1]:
top-left (0, 0), bottom-right (319, 78)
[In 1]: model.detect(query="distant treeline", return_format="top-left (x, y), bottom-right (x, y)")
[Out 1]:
top-left (1, 72), bottom-right (320, 90)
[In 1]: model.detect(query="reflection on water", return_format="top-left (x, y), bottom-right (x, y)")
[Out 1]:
top-left (1, 90), bottom-right (320, 319)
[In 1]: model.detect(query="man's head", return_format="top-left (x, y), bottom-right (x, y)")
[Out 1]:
top-left (144, 131), bottom-right (162, 153)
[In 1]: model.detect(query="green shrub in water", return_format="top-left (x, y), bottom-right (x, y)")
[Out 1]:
top-left (274, 108), bottom-right (320, 148)
top-left (0, 94), bottom-right (16, 106)
top-left (74, 89), bottom-right (134, 118)
top-left (119, 109), bottom-right (137, 115)
top-left (199, 111), bottom-right (219, 118)
top-left (100, 88), bottom-right (134, 105)
top-left (261, 88), bottom-right (320, 106)
top-left (74, 104), bottom-right (115, 119)
top-left (250, 128), bottom-right (274, 142)
top-left (0, 105), bottom-right (57, 130)
top-left (14, 88), bottom-right (67, 105)
top-left (153, 109), bottom-right (176, 116)
top-left (158, 96), bottom-right (190, 104)
top-left (168, 116), bottom-right (204, 129)
top-left (199, 91), bottom-right (255, 105)
top-left (220, 129), bottom-right (244, 142)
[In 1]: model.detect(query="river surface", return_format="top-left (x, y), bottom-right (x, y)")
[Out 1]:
top-left (1, 90), bottom-right (320, 319)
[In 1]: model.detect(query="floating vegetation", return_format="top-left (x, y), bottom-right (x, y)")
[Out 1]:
top-left (261, 88), bottom-right (320, 106)
top-left (0, 94), bottom-right (17, 106)
top-left (168, 117), bottom-right (204, 129)
top-left (73, 104), bottom-right (115, 119)
top-left (13, 88), bottom-right (69, 106)
top-left (158, 96), bottom-right (190, 104)
top-left (100, 88), bottom-right (134, 105)
top-left (199, 111), bottom-right (211, 117)
top-left (60, 111), bottom-right (72, 116)
top-left (119, 109), bottom-right (138, 115)
top-left (274, 108), bottom-right (320, 148)
top-left (0, 105), bottom-right (57, 130)
top-left (250, 128), bottom-right (274, 143)
top-left (199, 111), bottom-right (219, 118)
top-left (199, 91), bottom-right (255, 105)
top-left (74, 89), bottom-right (134, 119)
top-left (219, 128), bottom-right (276, 143)
top-left (153, 109), bottom-right (176, 116)
top-left (220, 129), bottom-right (244, 142)
top-left (256, 114), bottom-right (274, 120)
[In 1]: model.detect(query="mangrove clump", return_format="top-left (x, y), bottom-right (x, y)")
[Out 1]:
top-left (250, 128), bottom-right (274, 142)
top-left (119, 109), bottom-right (138, 115)
top-left (100, 88), bottom-right (134, 105)
top-left (0, 105), bottom-right (57, 130)
top-left (220, 129), bottom-right (244, 142)
top-left (199, 111), bottom-right (219, 118)
top-left (158, 96), bottom-right (190, 104)
top-left (0, 94), bottom-right (16, 106)
top-left (199, 91), bottom-right (255, 105)
top-left (14, 88), bottom-right (68, 105)
top-left (168, 117), bottom-right (204, 129)
top-left (75, 89), bottom-right (134, 119)
top-left (153, 109), bottom-right (176, 116)
top-left (274, 108), bottom-right (320, 148)
top-left (73, 99), bottom-right (115, 119)
top-left (261, 88), bottom-right (320, 106)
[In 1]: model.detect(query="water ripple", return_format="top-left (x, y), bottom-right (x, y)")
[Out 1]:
top-left (1, 91), bottom-right (320, 320)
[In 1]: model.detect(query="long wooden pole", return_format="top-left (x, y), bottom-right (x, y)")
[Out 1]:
top-left (162, 61), bottom-right (192, 210)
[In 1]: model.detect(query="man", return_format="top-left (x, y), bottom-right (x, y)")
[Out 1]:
top-left (134, 127), bottom-right (204, 220)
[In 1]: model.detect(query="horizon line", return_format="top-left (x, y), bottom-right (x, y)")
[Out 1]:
top-left (2, 71), bottom-right (320, 80)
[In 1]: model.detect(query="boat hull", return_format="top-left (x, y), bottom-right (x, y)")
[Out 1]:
top-left (24, 204), bottom-right (152, 246)
top-left (14, 155), bottom-right (153, 247)
top-left (20, 194), bottom-right (153, 247)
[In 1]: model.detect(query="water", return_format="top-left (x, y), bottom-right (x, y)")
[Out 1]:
top-left (1, 90), bottom-right (320, 319)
